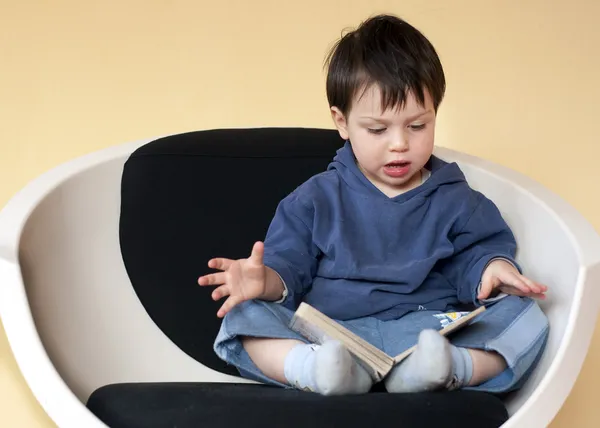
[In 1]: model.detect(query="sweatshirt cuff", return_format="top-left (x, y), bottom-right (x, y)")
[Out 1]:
top-left (271, 270), bottom-right (289, 304)
top-left (263, 254), bottom-right (297, 307)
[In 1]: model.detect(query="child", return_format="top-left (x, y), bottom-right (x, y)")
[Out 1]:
top-left (198, 14), bottom-right (549, 395)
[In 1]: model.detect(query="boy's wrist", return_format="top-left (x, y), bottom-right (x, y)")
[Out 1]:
top-left (260, 266), bottom-right (286, 302)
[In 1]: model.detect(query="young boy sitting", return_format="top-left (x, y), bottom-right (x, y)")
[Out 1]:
top-left (198, 13), bottom-right (549, 395)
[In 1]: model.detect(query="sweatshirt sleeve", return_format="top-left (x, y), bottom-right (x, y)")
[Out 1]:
top-left (262, 193), bottom-right (321, 310)
top-left (442, 192), bottom-right (521, 305)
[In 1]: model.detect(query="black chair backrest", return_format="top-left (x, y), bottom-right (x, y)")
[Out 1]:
top-left (119, 128), bottom-right (344, 375)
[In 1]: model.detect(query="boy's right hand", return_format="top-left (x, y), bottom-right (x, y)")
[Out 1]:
top-left (198, 241), bottom-right (269, 318)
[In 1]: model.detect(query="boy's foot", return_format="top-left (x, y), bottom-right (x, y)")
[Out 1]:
top-left (384, 329), bottom-right (455, 393)
top-left (284, 341), bottom-right (373, 395)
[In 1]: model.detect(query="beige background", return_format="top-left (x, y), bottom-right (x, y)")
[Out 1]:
top-left (1, 0), bottom-right (598, 426)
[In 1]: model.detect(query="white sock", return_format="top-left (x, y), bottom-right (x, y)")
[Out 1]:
top-left (283, 341), bottom-right (373, 395)
top-left (384, 329), bottom-right (456, 393)
top-left (449, 345), bottom-right (473, 389)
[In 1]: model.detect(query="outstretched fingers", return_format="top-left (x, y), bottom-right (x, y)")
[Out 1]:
top-left (211, 285), bottom-right (230, 301)
top-left (208, 257), bottom-right (233, 271)
top-left (501, 272), bottom-right (532, 295)
top-left (198, 272), bottom-right (227, 286)
top-left (217, 295), bottom-right (243, 318)
top-left (494, 273), bottom-right (547, 300)
top-left (517, 274), bottom-right (548, 295)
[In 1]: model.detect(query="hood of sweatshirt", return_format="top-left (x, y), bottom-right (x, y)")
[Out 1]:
top-left (327, 141), bottom-right (466, 202)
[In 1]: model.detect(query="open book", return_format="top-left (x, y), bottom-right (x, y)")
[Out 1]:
top-left (289, 302), bottom-right (486, 382)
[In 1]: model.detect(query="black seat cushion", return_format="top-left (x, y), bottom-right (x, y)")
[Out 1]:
top-left (87, 382), bottom-right (508, 428)
top-left (87, 128), bottom-right (509, 427)
top-left (119, 127), bottom-right (344, 375)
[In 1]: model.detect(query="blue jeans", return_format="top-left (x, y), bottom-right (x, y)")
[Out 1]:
top-left (213, 295), bottom-right (549, 394)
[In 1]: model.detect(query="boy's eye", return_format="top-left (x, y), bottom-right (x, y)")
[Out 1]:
top-left (409, 124), bottom-right (426, 131)
top-left (368, 128), bottom-right (387, 135)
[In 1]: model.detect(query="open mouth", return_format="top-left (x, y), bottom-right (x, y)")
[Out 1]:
top-left (385, 161), bottom-right (410, 168)
top-left (383, 161), bottom-right (411, 178)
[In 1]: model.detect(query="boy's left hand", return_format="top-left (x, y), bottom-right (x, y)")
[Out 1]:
top-left (478, 259), bottom-right (548, 300)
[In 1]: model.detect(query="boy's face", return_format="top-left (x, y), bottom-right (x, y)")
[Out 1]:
top-left (331, 86), bottom-right (436, 198)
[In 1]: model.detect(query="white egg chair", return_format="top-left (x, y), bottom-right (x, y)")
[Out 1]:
top-left (1, 128), bottom-right (599, 428)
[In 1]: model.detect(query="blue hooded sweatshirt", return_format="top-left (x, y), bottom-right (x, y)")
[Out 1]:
top-left (262, 142), bottom-right (518, 321)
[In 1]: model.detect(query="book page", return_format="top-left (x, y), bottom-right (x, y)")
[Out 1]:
top-left (289, 303), bottom-right (393, 380)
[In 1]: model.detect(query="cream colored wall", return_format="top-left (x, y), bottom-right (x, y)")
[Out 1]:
top-left (0, 0), bottom-right (598, 426)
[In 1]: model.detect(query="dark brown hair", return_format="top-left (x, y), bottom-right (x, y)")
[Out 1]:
top-left (325, 14), bottom-right (446, 116)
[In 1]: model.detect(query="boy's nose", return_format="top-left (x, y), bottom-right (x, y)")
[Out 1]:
top-left (390, 133), bottom-right (409, 152)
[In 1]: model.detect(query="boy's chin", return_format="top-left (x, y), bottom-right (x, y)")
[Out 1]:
top-left (382, 171), bottom-right (422, 189)
top-left (383, 170), bottom-right (418, 183)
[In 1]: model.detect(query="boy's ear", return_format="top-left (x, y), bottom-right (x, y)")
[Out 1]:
top-left (330, 107), bottom-right (349, 140)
